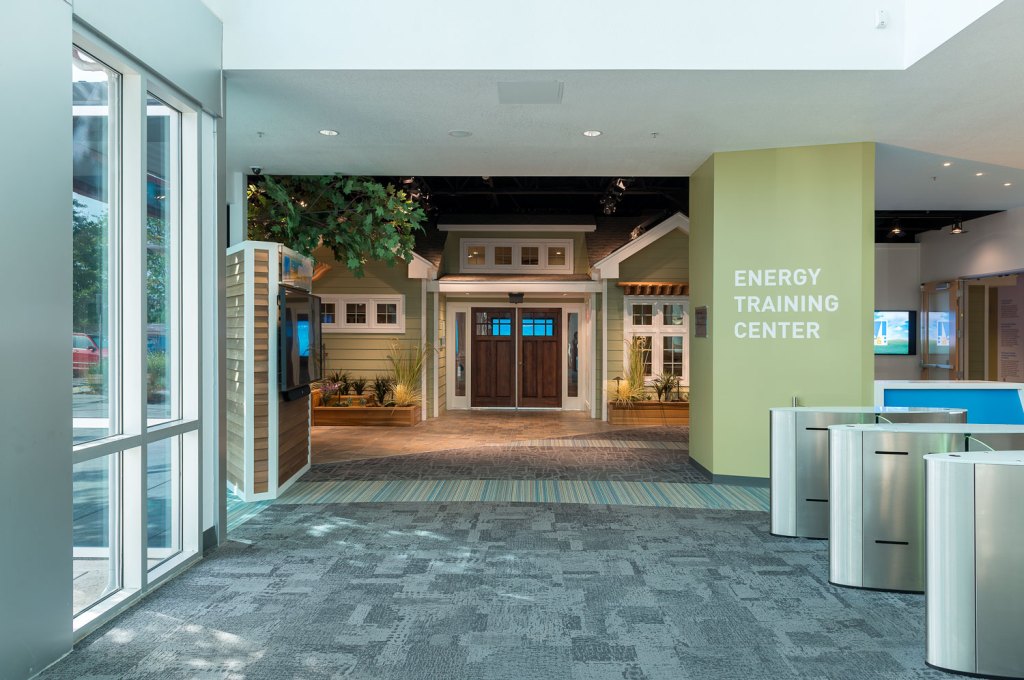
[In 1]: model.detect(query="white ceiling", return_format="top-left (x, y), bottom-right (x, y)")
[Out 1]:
top-left (224, 1), bottom-right (1024, 211)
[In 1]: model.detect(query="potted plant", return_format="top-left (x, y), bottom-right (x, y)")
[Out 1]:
top-left (609, 339), bottom-right (690, 425)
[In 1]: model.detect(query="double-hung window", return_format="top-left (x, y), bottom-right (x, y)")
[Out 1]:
top-left (623, 297), bottom-right (689, 384)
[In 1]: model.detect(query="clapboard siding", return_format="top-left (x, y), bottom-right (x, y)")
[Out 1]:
top-left (278, 396), bottom-right (309, 485)
top-left (619, 229), bottom-right (689, 282)
top-left (314, 256), bottom-right (424, 380)
top-left (225, 251), bottom-right (247, 492)
top-left (251, 251), bottom-right (270, 493)
top-left (606, 282), bottom-right (625, 383)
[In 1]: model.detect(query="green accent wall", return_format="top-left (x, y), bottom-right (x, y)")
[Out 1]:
top-left (690, 143), bottom-right (875, 479)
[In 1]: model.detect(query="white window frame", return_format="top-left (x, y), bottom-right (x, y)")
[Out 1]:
top-left (321, 294), bottom-right (406, 333)
top-left (623, 296), bottom-right (689, 385)
top-left (71, 29), bottom-right (207, 640)
top-left (460, 238), bottom-right (573, 274)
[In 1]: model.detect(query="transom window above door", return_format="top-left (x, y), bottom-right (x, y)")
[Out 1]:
top-left (460, 238), bottom-right (573, 274)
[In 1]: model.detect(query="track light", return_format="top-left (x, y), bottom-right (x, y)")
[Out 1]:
top-left (887, 222), bottom-right (903, 238)
top-left (951, 218), bottom-right (965, 235)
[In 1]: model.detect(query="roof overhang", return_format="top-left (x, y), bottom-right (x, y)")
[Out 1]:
top-left (591, 212), bottom-right (690, 280)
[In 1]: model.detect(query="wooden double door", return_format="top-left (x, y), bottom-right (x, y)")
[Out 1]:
top-left (470, 307), bottom-right (562, 408)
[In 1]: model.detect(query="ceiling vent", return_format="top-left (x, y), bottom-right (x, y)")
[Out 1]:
top-left (497, 80), bottom-right (564, 105)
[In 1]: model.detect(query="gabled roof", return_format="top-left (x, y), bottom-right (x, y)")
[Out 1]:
top-left (590, 212), bottom-right (690, 280)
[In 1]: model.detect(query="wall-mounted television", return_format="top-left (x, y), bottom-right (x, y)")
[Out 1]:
top-left (279, 285), bottom-right (322, 398)
top-left (873, 310), bottom-right (918, 355)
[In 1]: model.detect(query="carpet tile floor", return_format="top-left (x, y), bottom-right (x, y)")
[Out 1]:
top-left (42, 503), bottom-right (937, 680)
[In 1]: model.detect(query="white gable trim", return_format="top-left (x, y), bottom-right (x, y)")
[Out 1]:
top-left (408, 252), bottom-right (438, 279)
top-left (591, 212), bottom-right (690, 280)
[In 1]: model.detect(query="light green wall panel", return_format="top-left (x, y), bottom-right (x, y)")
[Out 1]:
top-left (690, 143), bottom-right (875, 479)
top-left (689, 156), bottom-right (716, 473)
top-left (606, 283), bottom-right (625, 382)
top-left (619, 230), bottom-right (689, 282)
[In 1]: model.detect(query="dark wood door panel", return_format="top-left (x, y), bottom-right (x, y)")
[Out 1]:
top-left (519, 308), bottom-right (562, 408)
top-left (471, 308), bottom-right (516, 407)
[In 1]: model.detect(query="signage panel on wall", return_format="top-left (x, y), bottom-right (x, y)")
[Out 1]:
top-left (731, 267), bottom-right (839, 340)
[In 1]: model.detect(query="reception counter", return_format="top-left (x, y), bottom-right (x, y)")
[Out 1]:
top-left (828, 423), bottom-right (1024, 593)
top-left (769, 407), bottom-right (966, 539)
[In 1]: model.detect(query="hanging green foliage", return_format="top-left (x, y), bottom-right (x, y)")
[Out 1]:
top-left (247, 175), bottom-right (426, 278)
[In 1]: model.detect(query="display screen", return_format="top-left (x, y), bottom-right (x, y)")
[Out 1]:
top-left (928, 311), bottom-right (952, 353)
top-left (873, 310), bottom-right (917, 355)
top-left (280, 286), bottom-right (322, 392)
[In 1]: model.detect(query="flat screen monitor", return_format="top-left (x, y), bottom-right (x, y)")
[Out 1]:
top-left (279, 286), bottom-right (322, 394)
top-left (873, 310), bottom-right (918, 355)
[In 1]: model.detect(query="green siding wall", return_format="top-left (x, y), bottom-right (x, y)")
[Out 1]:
top-left (619, 230), bottom-right (689, 282)
top-left (606, 283), bottom-right (625, 385)
top-left (313, 258), bottom-right (424, 399)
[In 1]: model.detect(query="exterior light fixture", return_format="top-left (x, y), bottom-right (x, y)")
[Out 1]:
top-left (318, 129), bottom-right (339, 136)
top-left (582, 130), bottom-right (602, 137)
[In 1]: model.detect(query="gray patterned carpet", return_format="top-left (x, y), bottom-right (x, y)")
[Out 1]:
top-left (42, 502), bottom-right (938, 680)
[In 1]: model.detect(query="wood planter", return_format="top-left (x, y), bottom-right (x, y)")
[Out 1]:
top-left (313, 404), bottom-right (421, 427)
top-left (608, 401), bottom-right (689, 426)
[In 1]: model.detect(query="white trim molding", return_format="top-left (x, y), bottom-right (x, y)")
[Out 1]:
top-left (591, 211), bottom-right (690, 280)
top-left (434, 280), bottom-right (601, 294)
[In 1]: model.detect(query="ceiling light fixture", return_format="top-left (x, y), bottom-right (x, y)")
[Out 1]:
top-left (976, 172), bottom-right (985, 176)
top-left (319, 129), bottom-right (339, 136)
top-left (1005, 182), bottom-right (1013, 187)
top-left (448, 130), bottom-right (472, 138)
top-left (951, 218), bottom-right (965, 235)
top-left (942, 161), bottom-right (952, 167)
top-left (582, 130), bottom-right (602, 137)
top-left (888, 222), bottom-right (903, 238)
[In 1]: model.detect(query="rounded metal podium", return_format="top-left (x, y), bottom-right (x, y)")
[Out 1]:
top-left (828, 424), bottom-right (1024, 593)
top-left (769, 407), bottom-right (966, 539)
top-left (925, 451), bottom-right (1024, 679)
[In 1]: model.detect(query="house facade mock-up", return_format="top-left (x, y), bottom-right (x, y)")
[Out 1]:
top-left (313, 212), bottom-right (690, 421)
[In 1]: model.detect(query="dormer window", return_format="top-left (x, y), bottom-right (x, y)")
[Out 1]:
top-left (461, 238), bottom-right (573, 274)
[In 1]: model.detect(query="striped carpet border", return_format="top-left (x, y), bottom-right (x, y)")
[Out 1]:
top-left (496, 439), bottom-right (689, 450)
top-left (228, 480), bottom-right (767, 532)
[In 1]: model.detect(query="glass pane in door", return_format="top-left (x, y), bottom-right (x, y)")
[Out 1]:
top-left (455, 312), bottom-right (466, 397)
top-left (567, 312), bottom-right (579, 397)
top-left (921, 281), bottom-right (958, 379)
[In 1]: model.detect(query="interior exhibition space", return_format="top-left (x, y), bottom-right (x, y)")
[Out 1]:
top-left (4, 1), bottom-right (1024, 678)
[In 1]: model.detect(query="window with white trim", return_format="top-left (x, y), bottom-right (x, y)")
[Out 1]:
top-left (623, 297), bottom-right (689, 384)
top-left (460, 238), bottom-right (573, 274)
top-left (320, 294), bottom-right (405, 333)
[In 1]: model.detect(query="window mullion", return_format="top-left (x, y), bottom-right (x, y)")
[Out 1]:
top-left (120, 73), bottom-right (149, 592)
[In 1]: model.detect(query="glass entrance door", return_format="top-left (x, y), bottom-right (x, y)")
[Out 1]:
top-left (920, 280), bottom-right (960, 380)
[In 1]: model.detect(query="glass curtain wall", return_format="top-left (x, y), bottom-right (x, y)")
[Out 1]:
top-left (71, 40), bottom-right (203, 629)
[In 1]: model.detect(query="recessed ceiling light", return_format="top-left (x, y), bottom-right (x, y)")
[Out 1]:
top-left (976, 172), bottom-right (985, 176)
top-left (942, 161), bottom-right (952, 167)
top-left (319, 129), bottom-right (338, 136)
top-left (448, 130), bottom-right (472, 138)
top-left (582, 130), bottom-right (602, 137)
top-left (1005, 182), bottom-right (1013, 187)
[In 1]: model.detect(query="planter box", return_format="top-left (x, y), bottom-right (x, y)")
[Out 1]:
top-left (608, 401), bottom-right (689, 426)
top-left (313, 405), bottom-right (421, 427)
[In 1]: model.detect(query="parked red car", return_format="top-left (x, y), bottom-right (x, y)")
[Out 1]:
top-left (73, 332), bottom-right (102, 375)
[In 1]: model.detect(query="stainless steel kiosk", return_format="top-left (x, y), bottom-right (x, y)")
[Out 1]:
top-left (770, 407), bottom-right (966, 539)
top-left (925, 451), bottom-right (1024, 679)
top-left (828, 424), bottom-right (1024, 593)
